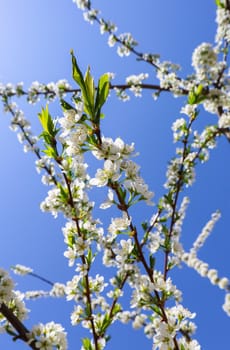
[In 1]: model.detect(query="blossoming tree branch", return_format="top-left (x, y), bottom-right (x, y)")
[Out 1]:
top-left (0, 0), bottom-right (229, 349)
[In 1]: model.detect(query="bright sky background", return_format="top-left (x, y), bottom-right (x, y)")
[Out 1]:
top-left (0, 0), bottom-right (229, 349)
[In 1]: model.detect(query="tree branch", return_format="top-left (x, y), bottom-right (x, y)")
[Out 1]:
top-left (0, 303), bottom-right (38, 349)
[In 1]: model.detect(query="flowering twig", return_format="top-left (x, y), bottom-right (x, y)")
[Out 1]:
top-left (0, 303), bottom-right (38, 349)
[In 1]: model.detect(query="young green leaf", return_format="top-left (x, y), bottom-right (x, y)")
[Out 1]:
top-left (43, 146), bottom-right (58, 158)
top-left (188, 90), bottom-right (197, 105)
top-left (188, 84), bottom-right (206, 105)
top-left (38, 105), bottom-right (56, 136)
top-left (215, 0), bottom-right (225, 8)
top-left (70, 50), bottom-right (85, 90)
top-left (149, 255), bottom-right (155, 270)
top-left (84, 66), bottom-right (95, 108)
top-left (82, 338), bottom-right (93, 350)
top-left (94, 73), bottom-right (110, 123)
top-left (60, 99), bottom-right (74, 111)
top-left (57, 183), bottom-right (69, 203)
top-left (96, 73), bottom-right (110, 110)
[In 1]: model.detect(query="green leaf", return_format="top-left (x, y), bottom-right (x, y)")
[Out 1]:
top-left (196, 84), bottom-right (203, 95)
top-left (60, 99), bottom-right (74, 111)
top-left (164, 192), bottom-right (174, 206)
top-left (149, 255), bottom-right (155, 270)
top-left (151, 304), bottom-right (162, 316)
top-left (84, 66), bottom-right (95, 108)
top-left (38, 105), bottom-right (49, 132)
top-left (80, 67), bottom-right (95, 118)
top-left (95, 73), bottom-right (110, 111)
top-left (84, 303), bottom-right (91, 318)
top-left (117, 186), bottom-right (127, 203)
top-left (70, 50), bottom-right (85, 90)
top-left (86, 248), bottom-right (93, 267)
top-left (96, 313), bottom-right (112, 335)
top-left (188, 84), bottom-right (206, 105)
top-left (215, 0), bottom-right (225, 8)
top-left (164, 235), bottom-right (171, 252)
top-left (70, 51), bottom-right (95, 117)
top-left (94, 73), bottom-right (110, 124)
top-left (43, 146), bottom-right (57, 158)
top-left (67, 234), bottom-right (75, 248)
top-left (141, 221), bottom-right (148, 231)
top-left (112, 303), bottom-right (121, 315)
top-left (57, 183), bottom-right (69, 202)
top-left (38, 105), bottom-right (57, 137)
top-left (188, 90), bottom-right (196, 105)
top-left (82, 338), bottom-right (93, 350)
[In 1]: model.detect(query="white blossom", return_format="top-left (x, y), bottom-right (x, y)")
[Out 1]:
top-left (83, 9), bottom-right (99, 24)
top-left (223, 293), bottom-right (230, 316)
top-left (108, 214), bottom-right (131, 235)
top-left (126, 73), bottom-right (149, 97)
top-left (0, 268), bottom-right (14, 304)
top-left (216, 7), bottom-right (230, 44)
top-left (218, 113), bottom-right (230, 128)
top-left (117, 33), bottom-right (138, 57)
top-left (99, 19), bottom-right (117, 35)
top-left (90, 159), bottom-right (121, 187)
top-left (50, 283), bottom-right (66, 297)
top-left (11, 264), bottom-right (33, 276)
top-left (30, 322), bottom-right (67, 350)
top-left (72, 0), bottom-right (90, 10)
top-left (190, 211), bottom-right (221, 255)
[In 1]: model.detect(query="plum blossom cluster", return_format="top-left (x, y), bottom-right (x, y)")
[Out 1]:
top-left (66, 273), bottom-right (108, 317)
top-left (89, 135), bottom-right (153, 206)
top-left (223, 293), bottom-right (230, 316)
top-left (0, 80), bottom-right (73, 104)
top-left (99, 19), bottom-right (117, 35)
top-left (190, 211), bottom-right (221, 256)
top-left (1, 1), bottom-right (230, 349)
top-left (108, 265), bottom-right (199, 349)
top-left (11, 264), bottom-right (33, 276)
top-left (39, 104), bottom-right (93, 219)
top-left (177, 211), bottom-right (228, 290)
top-left (0, 74), bottom-right (154, 108)
top-left (160, 209), bottom-right (230, 319)
top-left (29, 322), bottom-right (67, 350)
top-left (165, 101), bottom-right (224, 190)
top-left (34, 73), bottom-right (198, 350)
top-left (3, 100), bottom-right (38, 153)
top-left (0, 268), bottom-right (29, 334)
top-left (126, 73), bottom-right (149, 97)
top-left (156, 61), bottom-right (185, 94)
top-left (108, 33), bottom-right (138, 57)
top-left (72, 0), bottom-right (139, 59)
top-left (72, 0), bottom-right (90, 10)
top-left (62, 216), bottom-right (103, 268)
top-left (215, 5), bottom-right (230, 44)
top-left (181, 251), bottom-right (229, 291)
top-left (28, 79), bottom-right (72, 103)
top-left (152, 306), bottom-right (198, 350)
top-left (191, 43), bottom-right (225, 84)
top-left (113, 87), bottom-right (130, 102)
top-left (0, 268), bottom-right (15, 305)
top-left (91, 136), bottom-right (132, 162)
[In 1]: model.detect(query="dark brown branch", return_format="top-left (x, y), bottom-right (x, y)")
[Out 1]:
top-left (0, 303), bottom-right (38, 349)
top-left (0, 82), bottom-right (189, 102)
top-left (111, 83), bottom-right (188, 95)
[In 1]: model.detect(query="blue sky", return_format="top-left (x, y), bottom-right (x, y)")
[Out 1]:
top-left (0, 0), bottom-right (229, 349)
